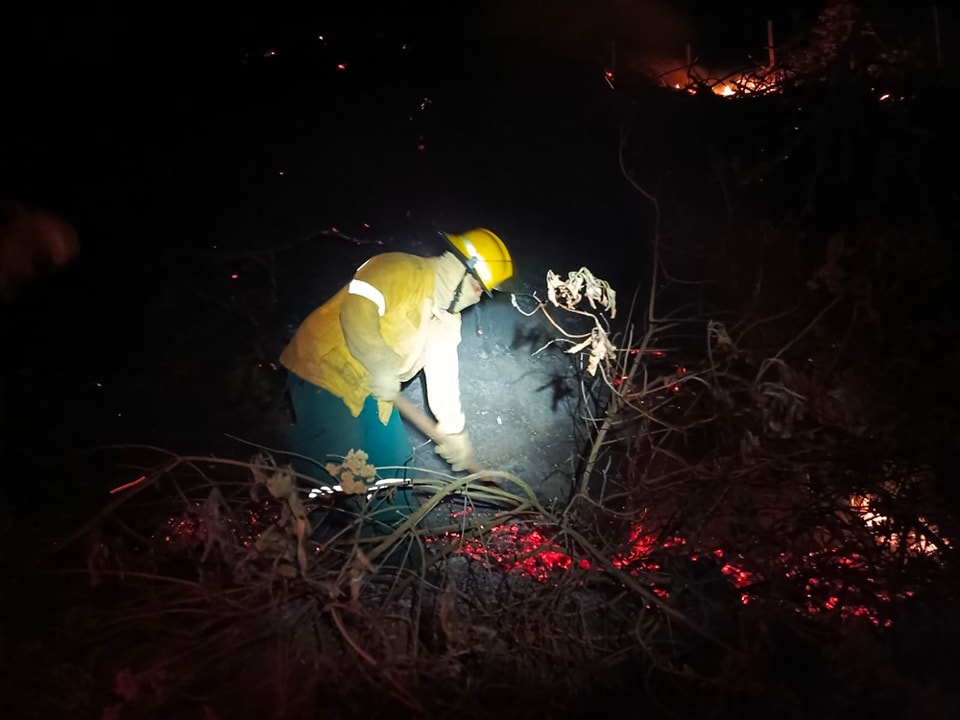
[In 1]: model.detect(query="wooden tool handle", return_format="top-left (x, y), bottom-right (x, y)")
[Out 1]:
top-left (392, 394), bottom-right (482, 474)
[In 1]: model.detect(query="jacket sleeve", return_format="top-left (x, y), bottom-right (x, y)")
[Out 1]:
top-left (340, 292), bottom-right (404, 376)
top-left (423, 311), bottom-right (466, 435)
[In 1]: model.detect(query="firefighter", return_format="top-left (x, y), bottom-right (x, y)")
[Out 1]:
top-left (279, 228), bottom-right (514, 534)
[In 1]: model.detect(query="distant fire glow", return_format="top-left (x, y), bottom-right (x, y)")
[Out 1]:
top-left (652, 63), bottom-right (785, 99)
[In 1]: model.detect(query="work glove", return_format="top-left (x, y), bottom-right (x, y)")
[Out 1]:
top-left (434, 431), bottom-right (473, 472)
top-left (368, 370), bottom-right (401, 402)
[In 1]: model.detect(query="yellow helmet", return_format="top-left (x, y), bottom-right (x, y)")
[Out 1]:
top-left (444, 227), bottom-right (514, 295)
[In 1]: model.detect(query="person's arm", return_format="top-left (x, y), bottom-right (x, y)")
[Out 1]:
top-left (423, 312), bottom-right (474, 471)
top-left (422, 321), bottom-right (466, 434)
top-left (340, 291), bottom-right (404, 400)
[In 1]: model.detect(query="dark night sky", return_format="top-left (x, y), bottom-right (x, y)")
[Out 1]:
top-left (3, 0), bottom-right (935, 205)
top-left (5, 1), bottom-right (934, 74)
top-left (0, 1), bottom-right (823, 148)
top-left (2, 1), bottom-right (820, 78)
top-left (0, 0), bottom-right (862, 219)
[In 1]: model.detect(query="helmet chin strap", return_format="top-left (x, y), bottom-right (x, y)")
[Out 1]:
top-left (446, 271), bottom-right (469, 313)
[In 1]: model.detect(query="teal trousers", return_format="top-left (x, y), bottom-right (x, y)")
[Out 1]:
top-left (286, 373), bottom-right (417, 536)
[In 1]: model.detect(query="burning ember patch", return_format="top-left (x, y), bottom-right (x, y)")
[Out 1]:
top-left (428, 525), bottom-right (573, 582)
top-left (143, 460), bottom-right (949, 636)
top-left (430, 508), bottom-right (938, 629)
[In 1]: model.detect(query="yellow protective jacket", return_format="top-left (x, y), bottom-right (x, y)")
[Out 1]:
top-left (280, 252), bottom-right (465, 431)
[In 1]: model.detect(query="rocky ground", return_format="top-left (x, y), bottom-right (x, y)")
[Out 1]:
top-left (403, 290), bottom-right (585, 505)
